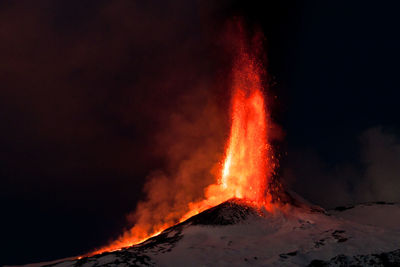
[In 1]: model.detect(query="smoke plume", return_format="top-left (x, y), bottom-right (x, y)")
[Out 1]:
top-left (283, 126), bottom-right (400, 208)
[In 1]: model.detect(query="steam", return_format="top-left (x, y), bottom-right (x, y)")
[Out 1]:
top-left (128, 89), bottom-right (227, 235)
top-left (356, 127), bottom-right (400, 203)
top-left (92, 86), bottom-right (230, 252)
top-left (283, 126), bottom-right (400, 208)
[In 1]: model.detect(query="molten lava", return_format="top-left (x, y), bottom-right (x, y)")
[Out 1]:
top-left (213, 47), bottom-right (271, 204)
top-left (91, 24), bottom-right (274, 256)
top-left (182, 36), bottom-right (273, 219)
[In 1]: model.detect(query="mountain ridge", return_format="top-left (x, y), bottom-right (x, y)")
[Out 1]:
top-left (27, 194), bottom-right (399, 267)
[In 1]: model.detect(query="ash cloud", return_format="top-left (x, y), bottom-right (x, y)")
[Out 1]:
top-left (284, 126), bottom-right (400, 208)
top-left (0, 1), bottom-right (232, 264)
top-left (357, 127), bottom-right (400, 203)
top-left (123, 87), bottom-right (229, 241)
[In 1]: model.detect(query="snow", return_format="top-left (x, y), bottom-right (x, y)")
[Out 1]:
top-left (152, 205), bottom-right (399, 266)
top-left (22, 201), bottom-right (400, 266)
top-left (330, 202), bottom-right (400, 230)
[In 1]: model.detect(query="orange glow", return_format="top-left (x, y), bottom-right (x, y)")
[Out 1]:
top-left (89, 23), bottom-right (274, 257)
top-left (180, 29), bottom-right (273, 218)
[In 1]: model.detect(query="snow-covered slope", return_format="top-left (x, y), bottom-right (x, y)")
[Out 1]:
top-left (46, 199), bottom-right (400, 267)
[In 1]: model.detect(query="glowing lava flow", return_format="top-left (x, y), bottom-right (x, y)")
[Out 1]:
top-left (181, 33), bottom-right (273, 220)
top-left (216, 50), bottom-right (271, 204)
top-left (90, 26), bottom-right (273, 256)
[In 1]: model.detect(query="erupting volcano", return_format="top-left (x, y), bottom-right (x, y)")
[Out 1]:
top-left (201, 34), bottom-right (273, 206)
top-left (182, 28), bottom-right (275, 218)
top-left (90, 23), bottom-right (276, 256)
top-left (37, 21), bottom-right (400, 267)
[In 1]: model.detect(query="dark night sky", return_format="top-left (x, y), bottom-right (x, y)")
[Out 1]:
top-left (1, 1), bottom-right (400, 265)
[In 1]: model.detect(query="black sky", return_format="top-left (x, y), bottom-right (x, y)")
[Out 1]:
top-left (1, 1), bottom-right (400, 265)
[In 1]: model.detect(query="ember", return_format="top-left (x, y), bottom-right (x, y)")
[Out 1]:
top-left (91, 21), bottom-right (275, 256)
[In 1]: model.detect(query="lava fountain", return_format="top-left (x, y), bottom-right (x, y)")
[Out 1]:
top-left (182, 28), bottom-right (274, 219)
top-left (91, 22), bottom-right (274, 256)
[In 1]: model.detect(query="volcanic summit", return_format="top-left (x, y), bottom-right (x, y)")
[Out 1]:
top-left (45, 196), bottom-right (400, 266)
top-left (26, 22), bottom-right (400, 267)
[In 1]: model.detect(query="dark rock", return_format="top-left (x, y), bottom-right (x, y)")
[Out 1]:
top-left (308, 249), bottom-right (400, 267)
top-left (185, 198), bottom-right (260, 226)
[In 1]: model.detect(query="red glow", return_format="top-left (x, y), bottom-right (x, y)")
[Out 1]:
top-left (90, 22), bottom-right (274, 256)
